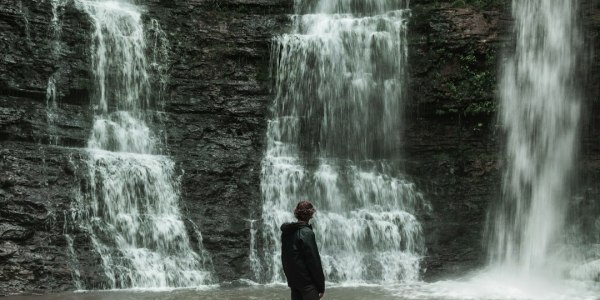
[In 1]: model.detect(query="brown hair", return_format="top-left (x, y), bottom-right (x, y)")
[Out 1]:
top-left (294, 201), bottom-right (316, 222)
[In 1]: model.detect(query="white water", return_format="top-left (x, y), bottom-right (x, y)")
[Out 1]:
top-left (258, 0), bottom-right (428, 284)
top-left (45, 0), bottom-right (68, 145)
top-left (45, 74), bottom-right (60, 145)
top-left (248, 219), bottom-right (262, 279)
top-left (67, 0), bottom-right (212, 289)
top-left (49, 0), bottom-right (66, 57)
top-left (18, 0), bottom-right (31, 42)
top-left (487, 0), bottom-right (582, 276)
top-left (388, 271), bottom-right (600, 300)
top-left (401, 0), bottom-right (600, 298)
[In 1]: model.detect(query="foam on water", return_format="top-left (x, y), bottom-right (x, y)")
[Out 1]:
top-left (388, 270), bottom-right (600, 300)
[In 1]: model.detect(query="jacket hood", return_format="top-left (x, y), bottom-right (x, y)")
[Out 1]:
top-left (280, 222), bottom-right (311, 236)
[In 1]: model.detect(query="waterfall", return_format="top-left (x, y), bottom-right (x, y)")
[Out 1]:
top-left (257, 0), bottom-right (428, 284)
top-left (45, 74), bottom-right (60, 145)
top-left (49, 0), bottom-right (66, 57)
top-left (67, 0), bottom-right (212, 289)
top-left (488, 0), bottom-right (581, 274)
top-left (44, 0), bottom-right (67, 146)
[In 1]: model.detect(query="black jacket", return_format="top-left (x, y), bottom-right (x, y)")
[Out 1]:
top-left (280, 222), bottom-right (325, 293)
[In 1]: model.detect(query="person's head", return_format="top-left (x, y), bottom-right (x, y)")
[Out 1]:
top-left (294, 201), bottom-right (316, 223)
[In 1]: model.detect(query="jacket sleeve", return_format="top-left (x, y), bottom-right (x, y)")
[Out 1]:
top-left (300, 229), bottom-right (325, 293)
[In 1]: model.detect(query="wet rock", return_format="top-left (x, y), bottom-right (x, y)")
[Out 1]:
top-left (0, 241), bottom-right (19, 259)
top-left (0, 224), bottom-right (34, 241)
top-left (0, 0), bottom-right (599, 295)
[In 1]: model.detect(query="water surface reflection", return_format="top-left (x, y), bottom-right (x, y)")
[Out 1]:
top-left (4, 280), bottom-right (599, 300)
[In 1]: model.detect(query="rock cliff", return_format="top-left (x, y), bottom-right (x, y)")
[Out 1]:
top-left (0, 0), bottom-right (598, 295)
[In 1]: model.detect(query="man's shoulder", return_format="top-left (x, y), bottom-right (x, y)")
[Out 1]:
top-left (297, 225), bottom-right (315, 237)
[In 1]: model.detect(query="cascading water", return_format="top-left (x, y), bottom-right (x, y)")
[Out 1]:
top-left (67, 0), bottom-right (212, 289)
top-left (487, 0), bottom-right (581, 275)
top-left (45, 0), bottom-right (67, 145)
top-left (49, 0), bottom-right (66, 56)
top-left (257, 0), bottom-right (428, 284)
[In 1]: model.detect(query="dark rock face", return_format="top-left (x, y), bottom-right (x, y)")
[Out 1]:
top-left (576, 0), bottom-right (600, 258)
top-left (142, 0), bottom-right (292, 283)
top-left (0, 0), bottom-right (599, 295)
top-left (0, 144), bottom-right (82, 294)
top-left (406, 0), bottom-right (600, 280)
top-left (1, 0), bottom-right (292, 294)
top-left (405, 2), bottom-right (510, 279)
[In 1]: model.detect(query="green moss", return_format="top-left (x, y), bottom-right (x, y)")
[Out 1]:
top-left (465, 100), bottom-right (496, 115)
top-left (431, 45), bottom-right (498, 116)
top-left (435, 108), bottom-right (460, 116)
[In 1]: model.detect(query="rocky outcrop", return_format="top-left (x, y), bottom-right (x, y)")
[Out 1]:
top-left (404, 2), bottom-right (509, 279)
top-left (406, 0), bottom-right (600, 279)
top-left (0, 0), bottom-right (599, 295)
top-left (0, 0), bottom-right (91, 294)
top-left (143, 0), bottom-right (291, 283)
top-left (577, 0), bottom-right (600, 257)
top-left (0, 0), bottom-right (291, 293)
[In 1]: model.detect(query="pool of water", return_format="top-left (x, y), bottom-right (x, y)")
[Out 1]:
top-left (2, 285), bottom-right (395, 300)
top-left (4, 276), bottom-right (599, 300)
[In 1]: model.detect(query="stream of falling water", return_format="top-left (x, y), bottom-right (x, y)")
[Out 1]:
top-left (392, 0), bottom-right (600, 298)
top-left (45, 0), bottom-right (67, 145)
top-left (256, 0), bottom-right (429, 284)
top-left (66, 0), bottom-right (212, 289)
top-left (487, 0), bottom-right (582, 275)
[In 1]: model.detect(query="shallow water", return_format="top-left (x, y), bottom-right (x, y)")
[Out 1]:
top-left (4, 278), bottom-right (600, 300)
top-left (2, 286), bottom-right (395, 300)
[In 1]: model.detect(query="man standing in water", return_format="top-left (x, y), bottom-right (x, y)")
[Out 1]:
top-left (281, 201), bottom-right (325, 300)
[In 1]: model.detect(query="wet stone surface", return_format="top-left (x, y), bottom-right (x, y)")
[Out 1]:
top-left (0, 0), bottom-right (599, 295)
